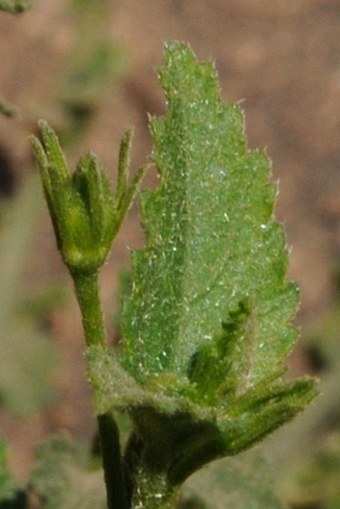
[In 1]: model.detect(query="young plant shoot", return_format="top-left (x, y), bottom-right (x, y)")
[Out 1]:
top-left (32, 42), bottom-right (317, 509)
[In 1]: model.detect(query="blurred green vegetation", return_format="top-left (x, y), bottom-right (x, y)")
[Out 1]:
top-left (0, 0), bottom-right (32, 114)
top-left (285, 431), bottom-right (340, 509)
top-left (0, 174), bottom-right (59, 416)
top-left (31, 433), bottom-right (106, 509)
top-left (57, 0), bottom-right (128, 145)
top-left (0, 440), bottom-right (22, 506)
top-left (275, 284), bottom-right (340, 509)
top-left (181, 450), bottom-right (286, 509)
top-left (0, 98), bottom-right (17, 118)
top-left (0, 0), bottom-right (31, 15)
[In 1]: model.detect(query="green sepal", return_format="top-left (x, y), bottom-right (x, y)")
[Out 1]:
top-left (72, 152), bottom-right (117, 262)
top-left (37, 120), bottom-right (69, 179)
top-left (116, 129), bottom-right (133, 207)
top-left (114, 129), bottom-right (150, 236)
top-left (31, 121), bottom-right (147, 275)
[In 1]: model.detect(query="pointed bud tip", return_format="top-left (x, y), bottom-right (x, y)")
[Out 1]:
top-left (37, 118), bottom-right (49, 131)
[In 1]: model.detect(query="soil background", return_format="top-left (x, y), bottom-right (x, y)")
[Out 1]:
top-left (1, 0), bottom-right (340, 491)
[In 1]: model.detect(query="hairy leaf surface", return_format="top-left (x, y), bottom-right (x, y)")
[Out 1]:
top-left (121, 42), bottom-right (299, 388)
top-left (87, 42), bottom-right (317, 486)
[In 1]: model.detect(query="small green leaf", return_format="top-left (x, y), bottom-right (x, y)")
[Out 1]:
top-left (187, 299), bottom-right (253, 404)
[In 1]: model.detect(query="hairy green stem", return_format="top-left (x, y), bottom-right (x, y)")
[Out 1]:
top-left (72, 271), bottom-right (106, 348)
top-left (72, 271), bottom-right (126, 509)
top-left (130, 467), bottom-right (179, 509)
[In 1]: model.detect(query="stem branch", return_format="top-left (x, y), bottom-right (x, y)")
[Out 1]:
top-left (72, 270), bottom-right (127, 509)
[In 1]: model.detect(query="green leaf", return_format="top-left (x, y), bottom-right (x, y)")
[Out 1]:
top-left (31, 433), bottom-right (106, 509)
top-left (87, 41), bottom-right (317, 492)
top-left (121, 42), bottom-right (300, 387)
